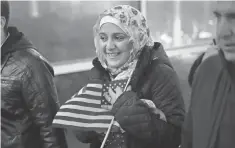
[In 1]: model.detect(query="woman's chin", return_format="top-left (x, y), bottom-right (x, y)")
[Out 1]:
top-left (107, 64), bottom-right (121, 69)
top-left (107, 61), bottom-right (123, 70)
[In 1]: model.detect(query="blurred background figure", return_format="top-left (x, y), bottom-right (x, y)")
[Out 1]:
top-left (182, 1), bottom-right (235, 148)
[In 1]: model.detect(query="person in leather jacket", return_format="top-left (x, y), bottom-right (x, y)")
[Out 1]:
top-left (1, 1), bottom-right (67, 148)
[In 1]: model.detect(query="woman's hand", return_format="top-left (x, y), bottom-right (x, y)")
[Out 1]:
top-left (101, 86), bottom-right (131, 110)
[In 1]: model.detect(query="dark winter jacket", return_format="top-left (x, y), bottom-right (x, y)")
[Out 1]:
top-left (74, 42), bottom-right (185, 148)
top-left (1, 27), bottom-right (67, 148)
top-left (182, 50), bottom-right (235, 148)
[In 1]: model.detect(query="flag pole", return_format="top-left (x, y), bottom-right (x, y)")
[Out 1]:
top-left (100, 117), bottom-right (114, 148)
top-left (100, 70), bottom-right (133, 148)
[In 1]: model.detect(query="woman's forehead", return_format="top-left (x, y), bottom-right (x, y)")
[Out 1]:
top-left (99, 23), bottom-right (126, 35)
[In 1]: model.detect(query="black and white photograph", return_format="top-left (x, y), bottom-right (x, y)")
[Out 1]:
top-left (1, 1), bottom-right (235, 148)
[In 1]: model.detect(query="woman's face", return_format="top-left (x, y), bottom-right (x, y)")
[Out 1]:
top-left (98, 23), bottom-right (132, 69)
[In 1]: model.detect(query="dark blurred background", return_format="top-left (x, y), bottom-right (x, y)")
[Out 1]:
top-left (8, 1), bottom-right (215, 148)
top-left (9, 1), bottom-right (214, 62)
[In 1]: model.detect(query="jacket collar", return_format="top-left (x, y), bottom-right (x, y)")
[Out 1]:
top-left (1, 27), bottom-right (35, 59)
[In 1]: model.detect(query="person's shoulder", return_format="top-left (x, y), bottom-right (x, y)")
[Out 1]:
top-left (202, 46), bottom-right (219, 62)
top-left (192, 52), bottom-right (223, 85)
top-left (12, 48), bottom-right (54, 75)
top-left (152, 60), bottom-right (175, 75)
top-left (198, 52), bottom-right (222, 73)
top-left (142, 42), bottom-right (176, 82)
top-left (188, 46), bottom-right (220, 86)
top-left (13, 48), bottom-right (48, 64)
top-left (149, 57), bottom-right (178, 88)
top-left (151, 42), bottom-right (173, 68)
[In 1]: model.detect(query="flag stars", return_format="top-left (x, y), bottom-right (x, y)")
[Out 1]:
top-left (101, 80), bottom-right (128, 106)
top-left (105, 133), bottom-right (126, 147)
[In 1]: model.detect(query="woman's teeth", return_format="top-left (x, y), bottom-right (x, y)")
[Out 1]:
top-left (107, 53), bottom-right (119, 57)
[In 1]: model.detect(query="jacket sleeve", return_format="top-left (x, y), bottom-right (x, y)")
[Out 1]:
top-left (111, 64), bottom-right (185, 147)
top-left (181, 104), bottom-right (193, 148)
top-left (21, 59), bottom-right (67, 148)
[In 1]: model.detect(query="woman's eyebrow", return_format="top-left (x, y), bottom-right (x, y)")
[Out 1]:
top-left (98, 32), bottom-right (127, 37)
top-left (99, 32), bottom-right (106, 35)
top-left (113, 32), bottom-right (127, 36)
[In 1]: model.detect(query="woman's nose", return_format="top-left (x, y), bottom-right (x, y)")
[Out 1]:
top-left (106, 39), bottom-right (115, 51)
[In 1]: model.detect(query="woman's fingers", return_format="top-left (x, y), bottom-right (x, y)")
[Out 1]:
top-left (104, 92), bottom-right (113, 104)
top-left (102, 93), bottom-right (113, 110)
top-left (108, 87), bottom-right (116, 101)
top-left (115, 86), bottom-right (123, 98)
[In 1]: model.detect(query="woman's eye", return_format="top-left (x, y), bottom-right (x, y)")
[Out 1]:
top-left (115, 36), bottom-right (125, 41)
top-left (100, 36), bottom-right (107, 42)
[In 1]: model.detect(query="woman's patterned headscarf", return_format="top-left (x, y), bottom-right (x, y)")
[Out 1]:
top-left (93, 5), bottom-right (154, 79)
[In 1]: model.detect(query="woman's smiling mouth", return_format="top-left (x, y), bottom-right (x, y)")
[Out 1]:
top-left (106, 52), bottom-right (121, 58)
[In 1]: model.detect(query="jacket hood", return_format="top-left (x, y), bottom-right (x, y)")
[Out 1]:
top-left (130, 42), bottom-right (173, 92)
top-left (151, 42), bottom-right (172, 68)
top-left (1, 27), bottom-right (54, 76)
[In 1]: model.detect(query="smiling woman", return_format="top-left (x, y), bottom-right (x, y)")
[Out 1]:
top-left (98, 22), bottom-right (132, 71)
top-left (53, 4), bottom-right (185, 148)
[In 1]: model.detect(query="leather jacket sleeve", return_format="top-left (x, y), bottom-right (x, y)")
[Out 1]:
top-left (21, 59), bottom-right (67, 148)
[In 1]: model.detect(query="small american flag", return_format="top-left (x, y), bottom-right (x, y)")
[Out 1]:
top-left (52, 79), bottom-right (127, 133)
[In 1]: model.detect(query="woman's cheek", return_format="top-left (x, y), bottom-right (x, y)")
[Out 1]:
top-left (98, 41), bottom-right (106, 53)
